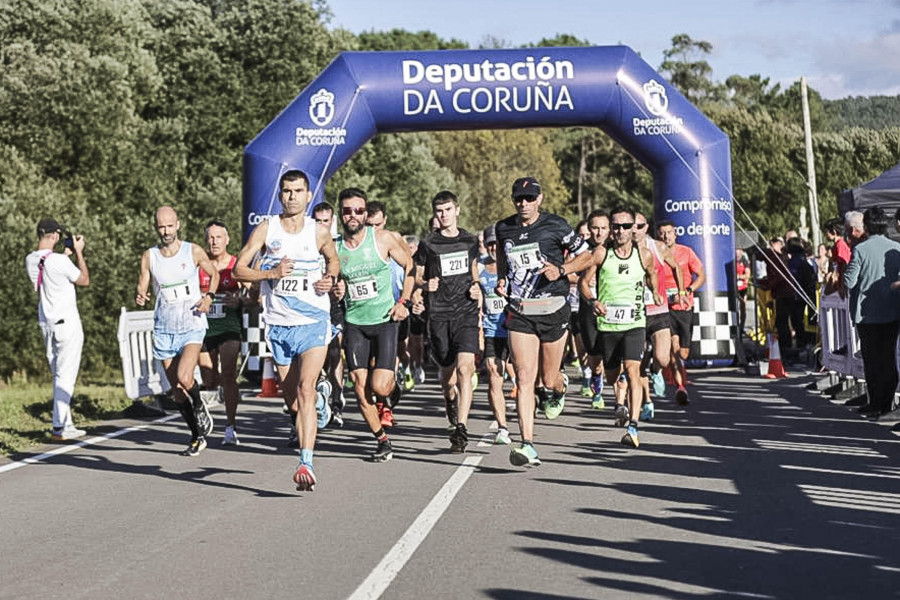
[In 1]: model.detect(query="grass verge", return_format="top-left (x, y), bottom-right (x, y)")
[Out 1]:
top-left (0, 382), bottom-right (132, 456)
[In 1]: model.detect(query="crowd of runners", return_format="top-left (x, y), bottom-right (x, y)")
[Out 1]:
top-left (136, 171), bottom-right (705, 491)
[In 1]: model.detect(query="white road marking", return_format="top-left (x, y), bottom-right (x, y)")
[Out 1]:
top-left (0, 414), bottom-right (180, 474)
top-left (348, 455), bottom-right (483, 600)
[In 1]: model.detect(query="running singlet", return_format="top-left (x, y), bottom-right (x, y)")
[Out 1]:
top-left (478, 262), bottom-right (507, 338)
top-left (259, 216), bottom-right (330, 327)
top-left (199, 255), bottom-right (242, 336)
top-left (643, 237), bottom-right (669, 317)
top-left (596, 246), bottom-right (647, 332)
top-left (337, 226), bottom-right (395, 326)
top-left (150, 241), bottom-right (207, 334)
top-left (660, 244), bottom-right (702, 310)
top-left (495, 212), bottom-right (589, 300)
top-left (414, 229), bottom-right (480, 322)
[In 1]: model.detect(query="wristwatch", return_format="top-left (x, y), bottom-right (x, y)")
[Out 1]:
top-left (205, 292), bottom-right (216, 301)
top-left (557, 264), bottom-right (566, 278)
top-left (686, 286), bottom-right (693, 294)
top-left (400, 298), bottom-right (412, 309)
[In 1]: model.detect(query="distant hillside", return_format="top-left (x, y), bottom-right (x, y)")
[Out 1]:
top-left (825, 95), bottom-right (900, 130)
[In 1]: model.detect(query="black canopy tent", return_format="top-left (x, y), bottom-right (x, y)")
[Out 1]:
top-left (838, 161), bottom-right (900, 217)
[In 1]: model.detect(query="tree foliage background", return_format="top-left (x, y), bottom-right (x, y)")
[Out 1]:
top-left (2, 2), bottom-right (899, 380)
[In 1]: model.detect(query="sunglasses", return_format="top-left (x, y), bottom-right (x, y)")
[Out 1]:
top-left (513, 195), bottom-right (539, 203)
top-left (635, 223), bottom-right (647, 230)
top-left (612, 222), bottom-right (635, 230)
top-left (342, 207), bottom-right (367, 216)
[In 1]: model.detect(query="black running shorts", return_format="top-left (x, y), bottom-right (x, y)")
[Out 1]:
top-left (343, 321), bottom-right (399, 372)
top-left (645, 312), bottom-right (672, 339)
top-left (483, 336), bottom-right (510, 362)
top-left (428, 316), bottom-right (480, 367)
top-left (600, 327), bottom-right (646, 367)
top-left (669, 309), bottom-right (694, 343)
top-left (504, 305), bottom-right (570, 343)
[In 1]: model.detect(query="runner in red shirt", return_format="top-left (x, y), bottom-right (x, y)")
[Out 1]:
top-left (657, 221), bottom-right (706, 405)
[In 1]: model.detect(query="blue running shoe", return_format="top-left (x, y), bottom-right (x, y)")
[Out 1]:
top-left (650, 371), bottom-right (666, 398)
top-left (316, 377), bottom-right (333, 429)
top-left (509, 442), bottom-right (541, 467)
top-left (640, 401), bottom-right (655, 421)
top-left (621, 423), bottom-right (640, 448)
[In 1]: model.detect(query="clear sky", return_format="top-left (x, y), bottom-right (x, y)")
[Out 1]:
top-left (324, 0), bottom-right (900, 99)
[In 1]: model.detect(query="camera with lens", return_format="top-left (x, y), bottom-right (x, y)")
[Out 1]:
top-left (61, 228), bottom-right (75, 251)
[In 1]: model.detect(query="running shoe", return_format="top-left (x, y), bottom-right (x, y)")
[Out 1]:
top-left (614, 404), bottom-right (629, 427)
top-left (414, 366), bottom-right (426, 385)
top-left (316, 379), bottom-right (333, 429)
top-left (675, 386), bottom-right (690, 406)
top-left (650, 371), bottom-right (666, 398)
top-left (535, 387), bottom-right (548, 416)
top-left (449, 423), bottom-right (468, 453)
top-left (330, 406), bottom-right (344, 428)
top-left (508, 385), bottom-right (518, 400)
top-left (193, 397), bottom-right (214, 437)
top-left (545, 390), bottom-right (565, 420)
top-left (494, 428), bottom-right (511, 445)
top-left (385, 384), bottom-right (402, 409)
top-left (621, 423), bottom-right (640, 448)
top-left (293, 461), bottom-right (316, 491)
top-left (181, 436), bottom-right (207, 457)
top-left (379, 404), bottom-right (394, 428)
top-left (50, 426), bottom-right (86, 441)
top-left (640, 401), bottom-right (655, 422)
top-left (561, 372), bottom-right (570, 394)
top-left (403, 367), bottom-right (415, 391)
top-left (580, 383), bottom-right (592, 397)
top-left (372, 438), bottom-right (393, 462)
top-left (509, 442), bottom-right (541, 467)
top-left (445, 391), bottom-right (459, 428)
top-left (222, 425), bottom-right (240, 446)
top-left (591, 394), bottom-right (605, 410)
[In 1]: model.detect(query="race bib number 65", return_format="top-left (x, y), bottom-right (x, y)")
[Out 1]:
top-left (348, 277), bottom-right (378, 302)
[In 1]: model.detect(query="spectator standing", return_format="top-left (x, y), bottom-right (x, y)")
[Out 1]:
top-left (843, 207), bottom-right (900, 422)
top-left (25, 218), bottom-right (90, 440)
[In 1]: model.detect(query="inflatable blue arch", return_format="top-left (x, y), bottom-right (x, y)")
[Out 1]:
top-left (243, 46), bottom-right (737, 362)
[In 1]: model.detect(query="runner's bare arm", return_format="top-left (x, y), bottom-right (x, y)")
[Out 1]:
top-left (315, 224), bottom-right (339, 294)
top-left (232, 220), bottom-right (290, 282)
top-left (136, 250), bottom-right (152, 306)
top-left (193, 243), bottom-right (219, 313)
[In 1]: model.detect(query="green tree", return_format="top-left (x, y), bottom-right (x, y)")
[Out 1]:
top-left (659, 33), bottom-right (726, 107)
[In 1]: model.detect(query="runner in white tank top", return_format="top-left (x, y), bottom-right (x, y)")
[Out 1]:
top-left (136, 206), bottom-right (220, 457)
top-left (233, 170), bottom-right (340, 492)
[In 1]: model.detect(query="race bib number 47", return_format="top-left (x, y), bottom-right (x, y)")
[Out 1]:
top-left (440, 251), bottom-right (469, 277)
top-left (508, 243), bottom-right (542, 271)
top-left (604, 304), bottom-right (636, 325)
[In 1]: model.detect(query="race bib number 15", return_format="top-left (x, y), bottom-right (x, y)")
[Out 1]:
top-left (508, 243), bottom-right (542, 271)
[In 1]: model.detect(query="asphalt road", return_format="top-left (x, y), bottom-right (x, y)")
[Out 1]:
top-left (2, 367), bottom-right (899, 600)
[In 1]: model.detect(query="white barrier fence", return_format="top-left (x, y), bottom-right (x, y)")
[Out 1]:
top-left (116, 307), bottom-right (171, 400)
top-left (818, 292), bottom-right (900, 389)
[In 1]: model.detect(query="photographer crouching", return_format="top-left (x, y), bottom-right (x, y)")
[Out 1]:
top-left (25, 218), bottom-right (90, 440)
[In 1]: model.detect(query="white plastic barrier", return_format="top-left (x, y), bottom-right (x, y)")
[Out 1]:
top-left (818, 292), bottom-right (897, 385)
top-left (116, 307), bottom-right (171, 400)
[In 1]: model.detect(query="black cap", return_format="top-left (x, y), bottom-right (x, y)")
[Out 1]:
top-left (483, 224), bottom-right (497, 245)
top-left (37, 218), bottom-right (62, 237)
top-left (512, 177), bottom-right (541, 198)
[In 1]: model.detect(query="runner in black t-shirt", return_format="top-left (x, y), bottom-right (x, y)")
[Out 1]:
top-left (414, 190), bottom-right (481, 452)
top-left (495, 177), bottom-right (592, 466)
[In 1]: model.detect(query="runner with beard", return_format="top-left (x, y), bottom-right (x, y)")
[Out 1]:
top-left (495, 177), bottom-right (592, 466)
top-left (336, 188), bottom-right (414, 462)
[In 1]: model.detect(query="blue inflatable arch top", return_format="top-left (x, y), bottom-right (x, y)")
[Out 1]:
top-left (243, 46), bottom-right (737, 362)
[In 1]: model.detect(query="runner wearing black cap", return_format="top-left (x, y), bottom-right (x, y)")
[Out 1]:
top-left (495, 176), bottom-right (593, 466)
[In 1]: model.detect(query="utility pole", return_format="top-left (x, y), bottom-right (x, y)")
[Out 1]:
top-left (801, 77), bottom-right (821, 247)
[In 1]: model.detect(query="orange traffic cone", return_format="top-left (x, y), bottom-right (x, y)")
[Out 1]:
top-left (765, 334), bottom-right (788, 379)
top-left (259, 357), bottom-right (282, 397)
